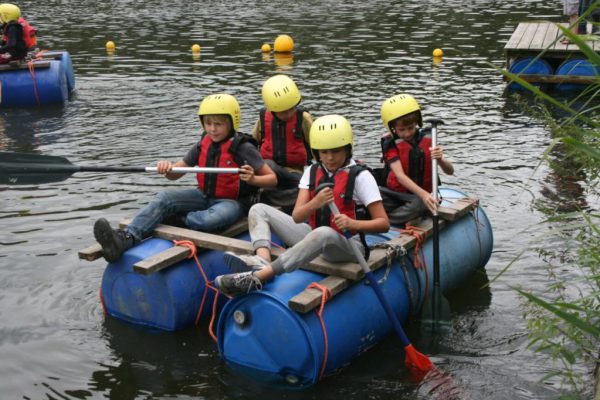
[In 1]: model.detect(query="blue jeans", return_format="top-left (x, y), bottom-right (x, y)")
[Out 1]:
top-left (125, 188), bottom-right (244, 241)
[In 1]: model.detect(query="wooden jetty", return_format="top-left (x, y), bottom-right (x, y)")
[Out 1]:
top-left (504, 21), bottom-right (600, 85)
top-left (80, 197), bottom-right (477, 314)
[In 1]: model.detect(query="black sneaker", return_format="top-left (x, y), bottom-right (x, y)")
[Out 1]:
top-left (93, 218), bottom-right (135, 263)
top-left (223, 251), bottom-right (269, 273)
top-left (214, 271), bottom-right (262, 297)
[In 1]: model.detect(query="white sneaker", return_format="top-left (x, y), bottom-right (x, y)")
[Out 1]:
top-left (223, 251), bottom-right (269, 273)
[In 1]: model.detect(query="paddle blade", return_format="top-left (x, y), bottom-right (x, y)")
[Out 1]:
top-left (404, 343), bottom-right (434, 381)
top-left (0, 152), bottom-right (78, 185)
top-left (420, 292), bottom-right (452, 335)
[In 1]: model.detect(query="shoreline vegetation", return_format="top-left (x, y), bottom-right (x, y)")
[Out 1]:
top-left (501, 13), bottom-right (600, 399)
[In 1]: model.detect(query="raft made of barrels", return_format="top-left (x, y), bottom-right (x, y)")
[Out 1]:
top-left (0, 50), bottom-right (75, 107)
top-left (80, 187), bottom-right (493, 387)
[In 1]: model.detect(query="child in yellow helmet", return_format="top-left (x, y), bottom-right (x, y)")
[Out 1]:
top-left (252, 74), bottom-right (313, 211)
top-left (379, 94), bottom-right (454, 226)
top-left (93, 94), bottom-right (277, 263)
top-left (215, 115), bottom-right (389, 296)
top-left (0, 3), bottom-right (36, 64)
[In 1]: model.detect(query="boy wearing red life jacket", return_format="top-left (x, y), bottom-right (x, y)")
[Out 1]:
top-left (252, 75), bottom-right (313, 209)
top-left (379, 94), bottom-right (454, 226)
top-left (93, 94), bottom-right (277, 263)
top-left (0, 3), bottom-right (36, 64)
top-left (215, 115), bottom-right (389, 296)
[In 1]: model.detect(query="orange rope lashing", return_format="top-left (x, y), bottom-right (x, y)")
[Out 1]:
top-left (401, 224), bottom-right (429, 297)
top-left (306, 282), bottom-right (332, 381)
top-left (173, 240), bottom-right (226, 342)
top-left (26, 60), bottom-right (41, 105)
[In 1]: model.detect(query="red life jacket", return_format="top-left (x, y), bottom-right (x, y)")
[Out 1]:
top-left (196, 133), bottom-right (254, 199)
top-left (307, 163), bottom-right (368, 235)
top-left (383, 129), bottom-right (432, 193)
top-left (2, 18), bottom-right (36, 49)
top-left (259, 107), bottom-right (311, 169)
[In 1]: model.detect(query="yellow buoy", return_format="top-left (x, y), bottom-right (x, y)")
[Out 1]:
top-left (432, 48), bottom-right (443, 57)
top-left (106, 41), bottom-right (116, 51)
top-left (274, 34), bottom-right (294, 53)
top-left (261, 43), bottom-right (271, 53)
top-left (191, 44), bottom-right (201, 53)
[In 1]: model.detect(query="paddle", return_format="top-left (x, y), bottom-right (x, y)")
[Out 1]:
top-left (0, 152), bottom-right (240, 185)
top-left (324, 195), bottom-right (434, 381)
top-left (420, 119), bottom-right (451, 334)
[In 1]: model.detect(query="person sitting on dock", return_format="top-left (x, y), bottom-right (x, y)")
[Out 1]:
top-left (93, 93), bottom-right (277, 263)
top-left (0, 3), bottom-right (36, 64)
top-left (214, 114), bottom-right (390, 296)
top-left (379, 94), bottom-right (454, 226)
top-left (252, 74), bottom-right (313, 212)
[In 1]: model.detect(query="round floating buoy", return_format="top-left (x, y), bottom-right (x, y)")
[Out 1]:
top-left (106, 41), bottom-right (115, 51)
top-left (261, 43), bottom-right (271, 53)
top-left (191, 44), bottom-right (201, 53)
top-left (432, 48), bottom-right (443, 57)
top-left (274, 34), bottom-right (294, 53)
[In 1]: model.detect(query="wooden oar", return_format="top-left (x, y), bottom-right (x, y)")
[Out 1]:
top-left (0, 152), bottom-right (240, 185)
top-left (326, 199), bottom-right (434, 381)
top-left (420, 119), bottom-right (451, 334)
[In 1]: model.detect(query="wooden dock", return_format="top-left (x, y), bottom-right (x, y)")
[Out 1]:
top-left (504, 21), bottom-right (600, 60)
top-left (504, 21), bottom-right (599, 85)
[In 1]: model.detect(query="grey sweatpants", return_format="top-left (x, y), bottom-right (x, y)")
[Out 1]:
top-left (248, 203), bottom-right (365, 275)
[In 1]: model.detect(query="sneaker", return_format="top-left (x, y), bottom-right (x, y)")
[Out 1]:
top-left (214, 271), bottom-right (262, 297)
top-left (93, 218), bottom-right (135, 263)
top-left (223, 251), bottom-right (269, 273)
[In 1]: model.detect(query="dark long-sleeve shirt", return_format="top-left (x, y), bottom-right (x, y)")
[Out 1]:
top-left (0, 22), bottom-right (26, 58)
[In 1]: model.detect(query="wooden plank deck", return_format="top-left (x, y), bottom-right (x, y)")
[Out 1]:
top-left (504, 21), bottom-right (600, 60)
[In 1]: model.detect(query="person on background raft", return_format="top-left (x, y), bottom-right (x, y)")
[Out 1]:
top-left (0, 3), bottom-right (36, 64)
top-left (379, 94), bottom-right (454, 226)
top-left (93, 94), bottom-right (277, 263)
top-left (577, 0), bottom-right (599, 35)
top-left (252, 74), bottom-right (313, 212)
top-left (561, 0), bottom-right (581, 43)
top-left (214, 114), bottom-right (389, 296)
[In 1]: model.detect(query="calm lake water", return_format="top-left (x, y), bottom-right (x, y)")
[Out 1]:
top-left (1, 0), bottom-right (597, 399)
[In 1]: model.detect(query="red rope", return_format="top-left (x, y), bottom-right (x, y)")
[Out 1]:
top-left (306, 282), bottom-right (331, 381)
top-left (98, 286), bottom-right (106, 315)
top-left (401, 224), bottom-right (429, 297)
top-left (173, 240), bottom-right (226, 342)
top-left (26, 60), bottom-right (41, 105)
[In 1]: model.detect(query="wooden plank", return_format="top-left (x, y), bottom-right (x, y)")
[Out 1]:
top-left (288, 275), bottom-right (351, 313)
top-left (134, 246), bottom-right (191, 275)
top-left (0, 60), bottom-right (51, 71)
top-left (78, 243), bottom-right (103, 261)
top-left (438, 197), bottom-right (476, 221)
top-left (530, 22), bottom-right (549, 49)
top-left (518, 22), bottom-right (539, 49)
top-left (504, 22), bottom-right (529, 50)
top-left (543, 22), bottom-right (560, 50)
top-left (503, 73), bottom-right (599, 84)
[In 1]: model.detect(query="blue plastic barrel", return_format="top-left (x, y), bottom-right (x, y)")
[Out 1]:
top-left (217, 187), bottom-right (493, 388)
top-left (555, 58), bottom-right (600, 92)
top-left (0, 59), bottom-right (68, 107)
top-left (507, 57), bottom-right (553, 91)
top-left (101, 236), bottom-right (236, 331)
top-left (40, 50), bottom-right (75, 92)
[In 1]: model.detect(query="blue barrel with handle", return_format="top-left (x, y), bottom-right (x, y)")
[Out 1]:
top-left (38, 50), bottom-right (75, 92)
top-left (216, 187), bottom-right (494, 388)
top-left (100, 236), bottom-right (237, 331)
top-left (555, 58), bottom-right (600, 92)
top-left (507, 57), bottom-right (553, 91)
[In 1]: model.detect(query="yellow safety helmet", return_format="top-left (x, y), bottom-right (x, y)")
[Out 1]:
top-left (309, 115), bottom-right (353, 159)
top-left (380, 93), bottom-right (422, 132)
top-left (0, 3), bottom-right (20, 23)
top-left (261, 74), bottom-right (301, 112)
top-left (198, 93), bottom-right (241, 132)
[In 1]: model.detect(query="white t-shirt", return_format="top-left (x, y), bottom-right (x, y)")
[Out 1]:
top-left (298, 160), bottom-right (382, 207)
